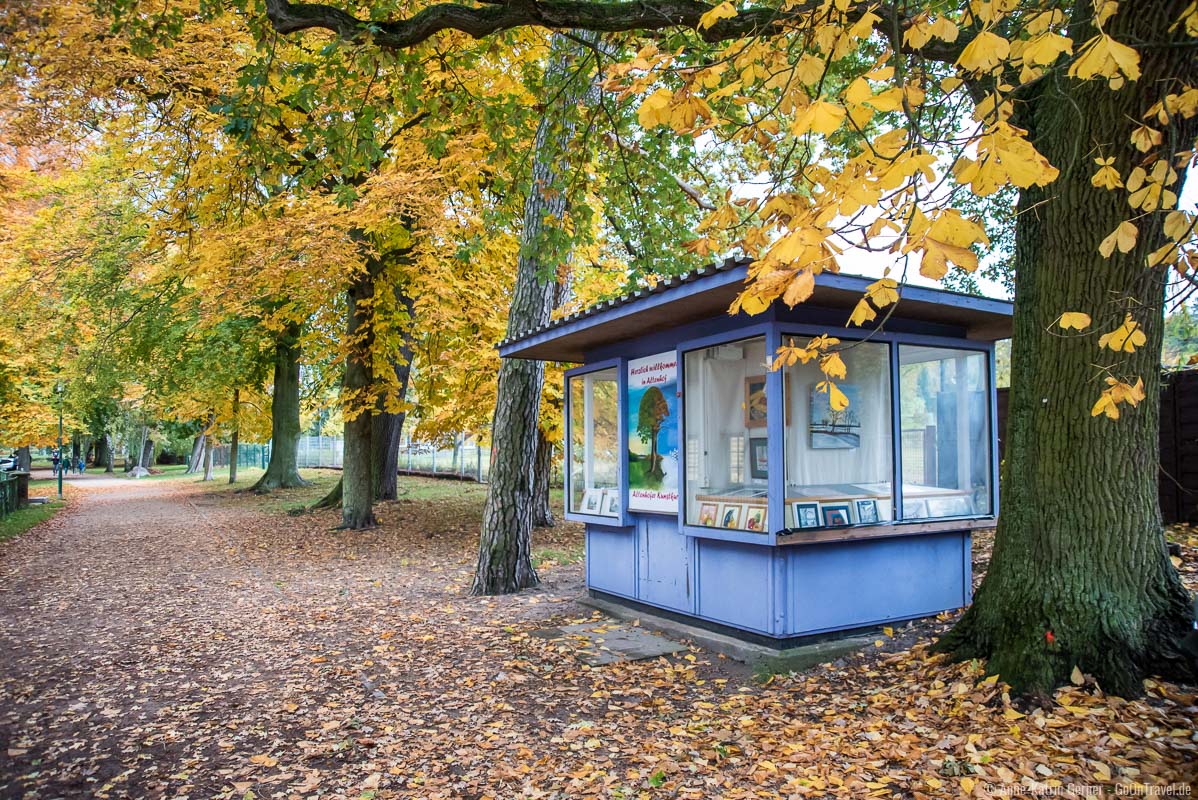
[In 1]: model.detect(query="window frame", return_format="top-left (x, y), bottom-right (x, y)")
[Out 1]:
top-left (563, 358), bottom-right (630, 527)
top-left (673, 321), bottom-right (998, 545)
top-left (677, 323), bottom-right (780, 545)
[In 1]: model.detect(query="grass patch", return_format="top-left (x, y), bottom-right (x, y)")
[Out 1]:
top-left (534, 543), bottom-right (585, 569)
top-left (0, 499), bottom-right (65, 544)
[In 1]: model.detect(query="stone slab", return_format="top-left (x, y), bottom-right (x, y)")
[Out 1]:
top-left (534, 620), bottom-right (687, 666)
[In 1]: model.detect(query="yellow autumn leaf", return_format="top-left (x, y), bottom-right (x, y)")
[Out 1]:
top-left (637, 88), bottom-right (674, 129)
top-left (866, 277), bottom-right (900, 308)
top-left (1098, 314), bottom-right (1147, 352)
top-left (697, 1), bottom-right (737, 31)
top-left (1068, 33), bottom-right (1141, 89)
top-left (1091, 157), bottom-right (1123, 190)
top-left (791, 99), bottom-right (846, 136)
top-left (1058, 312), bottom-right (1092, 330)
top-left (849, 298), bottom-right (877, 326)
top-left (781, 270), bottom-right (815, 307)
top-left (957, 31), bottom-right (1011, 73)
top-left (1098, 221), bottom-right (1137, 257)
top-left (1071, 665), bottom-right (1085, 685)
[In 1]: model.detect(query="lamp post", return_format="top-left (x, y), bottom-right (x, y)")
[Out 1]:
top-left (55, 382), bottom-right (64, 499)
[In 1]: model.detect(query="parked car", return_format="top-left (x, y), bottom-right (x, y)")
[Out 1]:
top-left (0, 457), bottom-right (17, 472)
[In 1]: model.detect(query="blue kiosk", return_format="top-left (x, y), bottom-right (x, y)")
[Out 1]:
top-left (500, 259), bottom-right (1012, 645)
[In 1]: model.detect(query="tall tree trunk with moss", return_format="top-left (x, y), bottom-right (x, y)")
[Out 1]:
top-left (339, 257), bottom-right (383, 529)
top-left (252, 322), bottom-right (308, 492)
top-left (937, 0), bottom-right (1197, 695)
top-left (472, 34), bottom-right (596, 595)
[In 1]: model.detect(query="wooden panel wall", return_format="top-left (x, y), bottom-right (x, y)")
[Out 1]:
top-left (996, 368), bottom-right (1198, 525)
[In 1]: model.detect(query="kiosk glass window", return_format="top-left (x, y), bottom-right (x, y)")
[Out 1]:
top-left (782, 341), bottom-right (893, 528)
top-left (568, 368), bottom-right (620, 517)
top-left (899, 346), bottom-right (991, 519)
top-left (684, 336), bottom-right (769, 533)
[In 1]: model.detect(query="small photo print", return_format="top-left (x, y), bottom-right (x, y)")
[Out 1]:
top-left (822, 503), bottom-right (851, 527)
top-left (581, 489), bottom-right (603, 514)
top-left (793, 502), bottom-right (821, 529)
top-left (855, 499), bottom-right (880, 524)
top-left (601, 491), bottom-right (621, 517)
top-left (719, 503), bottom-right (742, 529)
top-left (744, 506), bottom-right (767, 532)
top-left (903, 498), bottom-right (928, 520)
top-left (698, 502), bottom-right (719, 527)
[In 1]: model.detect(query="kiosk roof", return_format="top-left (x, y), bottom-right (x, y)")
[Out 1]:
top-left (500, 258), bottom-right (1013, 362)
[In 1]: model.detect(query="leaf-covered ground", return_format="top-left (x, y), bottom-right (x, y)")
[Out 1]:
top-left (0, 472), bottom-right (1194, 799)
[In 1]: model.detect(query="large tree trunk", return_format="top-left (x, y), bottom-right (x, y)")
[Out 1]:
top-left (138, 430), bottom-right (152, 470)
top-left (372, 288), bottom-right (416, 502)
top-left (185, 430), bottom-right (205, 474)
top-left (937, 0), bottom-right (1197, 696)
top-left (251, 322), bottom-right (308, 492)
top-left (15, 446), bottom-right (30, 472)
top-left (93, 435), bottom-right (111, 473)
top-left (229, 388), bottom-right (240, 484)
top-left (472, 34), bottom-right (597, 595)
top-left (532, 428), bottom-right (556, 528)
top-left (339, 257), bottom-right (382, 529)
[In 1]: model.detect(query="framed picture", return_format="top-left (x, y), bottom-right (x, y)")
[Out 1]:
top-left (719, 503), bottom-right (743, 529)
top-left (926, 495), bottom-right (974, 517)
top-left (793, 502), bottom-right (821, 529)
top-left (697, 502), bottom-right (719, 526)
top-left (744, 376), bottom-right (768, 428)
top-left (822, 503), bottom-right (852, 527)
top-left (600, 491), bottom-right (621, 517)
top-left (744, 506), bottom-right (767, 532)
top-left (810, 383), bottom-right (862, 449)
top-left (581, 488), bottom-right (603, 514)
top-left (903, 498), bottom-right (928, 520)
top-left (748, 437), bottom-right (769, 480)
top-left (855, 499), bottom-right (880, 524)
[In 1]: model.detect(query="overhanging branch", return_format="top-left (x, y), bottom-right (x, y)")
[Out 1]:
top-left (265, 0), bottom-right (858, 48)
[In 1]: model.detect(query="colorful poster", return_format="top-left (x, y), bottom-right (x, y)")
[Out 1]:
top-left (627, 352), bottom-right (679, 513)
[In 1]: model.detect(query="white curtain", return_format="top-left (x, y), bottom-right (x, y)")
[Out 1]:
top-left (785, 343), bottom-right (891, 488)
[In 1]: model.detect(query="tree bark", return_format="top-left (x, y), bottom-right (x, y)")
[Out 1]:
top-left (339, 257), bottom-right (382, 529)
top-left (472, 33), bottom-right (597, 595)
top-left (93, 435), bottom-right (111, 473)
top-left (138, 430), bottom-right (153, 470)
top-left (372, 288), bottom-right (416, 501)
top-left (229, 388), bottom-right (240, 484)
top-left (936, 0), bottom-right (1197, 696)
top-left (185, 430), bottom-right (205, 474)
top-left (252, 322), bottom-right (308, 492)
top-left (532, 428), bottom-right (556, 528)
top-left (202, 433), bottom-right (215, 481)
top-left (16, 446), bottom-right (30, 472)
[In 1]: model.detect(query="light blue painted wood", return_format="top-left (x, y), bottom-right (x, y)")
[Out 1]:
top-left (695, 538), bottom-right (774, 634)
top-left (786, 532), bottom-right (968, 635)
top-left (586, 525), bottom-right (638, 598)
top-left (637, 515), bottom-right (694, 612)
top-left (765, 325), bottom-right (785, 547)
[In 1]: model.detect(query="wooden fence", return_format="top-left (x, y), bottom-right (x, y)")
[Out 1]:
top-left (996, 367), bottom-right (1198, 525)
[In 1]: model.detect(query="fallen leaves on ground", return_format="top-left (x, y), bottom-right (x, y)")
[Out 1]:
top-left (0, 474), bottom-right (1194, 799)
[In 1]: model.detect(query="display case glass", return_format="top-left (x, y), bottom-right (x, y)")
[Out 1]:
top-left (783, 341), bottom-right (893, 528)
top-left (684, 336), bottom-right (770, 533)
top-left (899, 346), bottom-right (991, 519)
top-left (568, 367), bottom-right (621, 517)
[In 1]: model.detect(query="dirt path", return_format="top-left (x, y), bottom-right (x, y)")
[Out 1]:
top-left (0, 475), bottom-right (593, 799)
top-left (1, 477), bottom-right (1195, 799)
